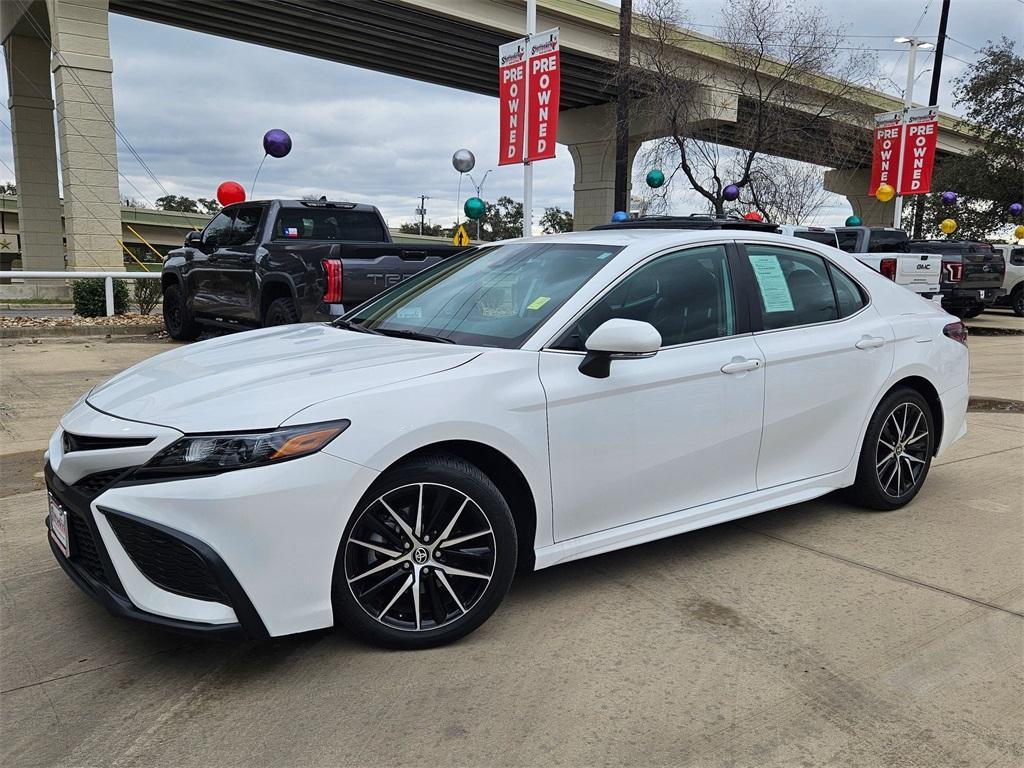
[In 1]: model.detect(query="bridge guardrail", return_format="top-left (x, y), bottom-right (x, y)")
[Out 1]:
top-left (0, 271), bottom-right (161, 317)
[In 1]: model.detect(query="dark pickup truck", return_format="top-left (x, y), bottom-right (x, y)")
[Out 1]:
top-left (908, 239), bottom-right (1006, 318)
top-left (161, 199), bottom-right (466, 339)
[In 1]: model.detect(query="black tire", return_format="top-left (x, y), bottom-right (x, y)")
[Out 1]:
top-left (263, 296), bottom-right (300, 327)
top-left (332, 453), bottom-right (517, 649)
top-left (1012, 287), bottom-right (1024, 318)
top-left (162, 283), bottom-right (201, 340)
top-left (960, 305), bottom-right (984, 319)
top-left (849, 387), bottom-right (935, 511)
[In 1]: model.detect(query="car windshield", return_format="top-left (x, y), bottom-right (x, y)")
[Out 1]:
top-left (340, 242), bottom-right (622, 348)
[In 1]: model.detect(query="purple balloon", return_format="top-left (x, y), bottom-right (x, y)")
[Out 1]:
top-left (263, 129), bottom-right (292, 158)
top-left (723, 184), bottom-right (740, 202)
top-left (941, 191), bottom-right (957, 205)
top-left (1010, 202), bottom-right (1023, 217)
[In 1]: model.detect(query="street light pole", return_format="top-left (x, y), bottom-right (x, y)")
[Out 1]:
top-left (417, 195), bottom-right (429, 235)
top-left (468, 170), bottom-right (492, 240)
top-left (892, 37), bottom-right (935, 229)
top-left (522, 0), bottom-right (536, 238)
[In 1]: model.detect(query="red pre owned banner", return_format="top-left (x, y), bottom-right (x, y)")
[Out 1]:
top-left (526, 28), bottom-right (560, 162)
top-left (899, 108), bottom-right (938, 195)
top-left (497, 39), bottom-right (526, 166)
top-left (869, 111), bottom-right (902, 195)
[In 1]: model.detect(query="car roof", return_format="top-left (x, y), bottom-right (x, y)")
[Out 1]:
top-left (501, 228), bottom-right (840, 251)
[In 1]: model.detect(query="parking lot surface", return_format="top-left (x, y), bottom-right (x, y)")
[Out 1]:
top-left (2, 335), bottom-right (1022, 767)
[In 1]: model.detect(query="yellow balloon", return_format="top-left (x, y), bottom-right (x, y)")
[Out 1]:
top-left (940, 218), bottom-right (958, 235)
top-left (1015, 225), bottom-right (1024, 241)
top-left (875, 183), bottom-right (895, 203)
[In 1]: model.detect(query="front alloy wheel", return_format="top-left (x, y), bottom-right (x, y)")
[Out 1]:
top-left (333, 455), bottom-right (516, 648)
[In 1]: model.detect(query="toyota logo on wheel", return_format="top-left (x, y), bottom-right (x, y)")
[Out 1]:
top-left (413, 547), bottom-right (429, 564)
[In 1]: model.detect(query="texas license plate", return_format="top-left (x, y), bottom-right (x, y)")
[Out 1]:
top-left (49, 493), bottom-right (70, 558)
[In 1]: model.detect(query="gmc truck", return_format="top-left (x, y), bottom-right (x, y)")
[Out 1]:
top-left (835, 226), bottom-right (941, 300)
top-left (161, 199), bottom-right (467, 340)
top-left (908, 239), bottom-right (1006, 318)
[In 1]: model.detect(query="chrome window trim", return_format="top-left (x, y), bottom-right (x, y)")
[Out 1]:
top-left (539, 242), bottom-right (743, 352)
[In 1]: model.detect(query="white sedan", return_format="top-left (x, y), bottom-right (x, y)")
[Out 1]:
top-left (45, 228), bottom-right (969, 648)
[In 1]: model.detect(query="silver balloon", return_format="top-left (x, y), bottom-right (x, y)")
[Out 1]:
top-left (452, 149), bottom-right (476, 174)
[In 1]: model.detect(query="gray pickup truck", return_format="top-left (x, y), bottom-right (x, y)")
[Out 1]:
top-left (160, 199), bottom-right (466, 340)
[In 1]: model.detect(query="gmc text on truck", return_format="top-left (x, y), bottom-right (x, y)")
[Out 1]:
top-left (161, 200), bottom-right (467, 339)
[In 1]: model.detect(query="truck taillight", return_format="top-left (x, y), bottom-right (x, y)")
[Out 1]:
top-left (879, 258), bottom-right (897, 281)
top-left (943, 321), bottom-right (968, 345)
top-left (942, 260), bottom-right (963, 282)
top-left (322, 259), bottom-right (343, 304)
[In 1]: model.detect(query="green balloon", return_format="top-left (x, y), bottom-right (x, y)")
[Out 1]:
top-left (845, 215), bottom-right (862, 226)
top-left (646, 169), bottom-right (666, 188)
top-left (464, 196), bottom-right (486, 220)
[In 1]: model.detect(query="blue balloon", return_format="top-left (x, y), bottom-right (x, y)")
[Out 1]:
top-left (611, 210), bottom-right (630, 222)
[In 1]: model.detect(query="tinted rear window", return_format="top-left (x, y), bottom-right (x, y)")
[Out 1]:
top-left (274, 209), bottom-right (385, 241)
top-left (836, 230), bottom-right (859, 253)
top-left (867, 229), bottom-right (909, 253)
top-left (794, 231), bottom-right (839, 247)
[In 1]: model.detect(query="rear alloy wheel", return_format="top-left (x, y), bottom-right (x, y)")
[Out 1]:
top-left (332, 455), bottom-right (516, 648)
top-left (263, 296), bottom-right (300, 327)
top-left (849, 388), bottom-right (934, 511)
top-left (1012, 287), bottom-right (1024, 318)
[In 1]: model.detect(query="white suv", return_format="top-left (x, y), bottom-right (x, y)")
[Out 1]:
top-left (992, 243), bottom-right (1024, 316)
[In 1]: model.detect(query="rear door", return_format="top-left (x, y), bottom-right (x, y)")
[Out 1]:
top-left (740, 242), bottom-right (895, 489)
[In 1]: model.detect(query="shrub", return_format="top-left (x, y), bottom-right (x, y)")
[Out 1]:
top-left (134, 279), bottom-right (161, 315)
top-left (72, 278), bottom-right (129, 317)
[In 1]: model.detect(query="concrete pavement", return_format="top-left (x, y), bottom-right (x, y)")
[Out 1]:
top-left (1, 335), bottom-right (1022, 767)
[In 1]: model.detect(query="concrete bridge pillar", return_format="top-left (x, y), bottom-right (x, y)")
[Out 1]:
top-left (823, 168), bottom-right (897, 228)
top-left (52, 0), bottom-right (123, 271)
top-left (5, 14), bottom-right (65, 275)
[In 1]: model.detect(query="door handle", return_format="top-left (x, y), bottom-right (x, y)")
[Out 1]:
top-left (855, 336), bottom-right (886, 350)
top-left (721, 358), bottom-right (763, 374)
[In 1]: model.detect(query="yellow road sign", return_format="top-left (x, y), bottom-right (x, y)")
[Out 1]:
top-left (452, 224), bottom-right (471, 246)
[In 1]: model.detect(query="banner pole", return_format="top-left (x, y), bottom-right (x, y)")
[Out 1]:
top-left (523, 0), bottom-right (536, 238)
top-left (893, 42), bottom-right (918, 229)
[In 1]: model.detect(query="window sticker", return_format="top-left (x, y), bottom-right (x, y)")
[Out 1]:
top-left (747, 254), bottom-right (794, 312)
top-left (396, 306), bottom-right (422, 320)
top-left (526, 296), bottom-right (551, 310)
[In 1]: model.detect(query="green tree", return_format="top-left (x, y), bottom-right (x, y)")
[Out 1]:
top-left (540, 206), bottom-right (574, 233)
top-left (198, 198), bottom-right (221, 215)
top-left (0, 181), bottom-right (17, 195)
top-left (480, 196), bottom-right (523, 241)
top-left (398, 221), bottom-right (446, 237)
top-left (155, 195), bottom-right (200, 213)
top-left (910, 38), bottom-right (1023, 239)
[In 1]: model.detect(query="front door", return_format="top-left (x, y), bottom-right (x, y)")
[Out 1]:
top-left (739, 242), bottom-right (896, 489)
top-left (540, 243), bottom-right (765, 542)
top-left (188, 209), bottom-right (235, 318)
top-left (209, 204), bottom-right (263, 321)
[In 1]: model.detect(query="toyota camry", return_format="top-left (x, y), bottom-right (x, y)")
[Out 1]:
top-left (45, 223), bottom-right (969, 648)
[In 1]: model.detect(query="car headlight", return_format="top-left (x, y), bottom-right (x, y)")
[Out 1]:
top-left (134, 420), bottom-right (349, 479)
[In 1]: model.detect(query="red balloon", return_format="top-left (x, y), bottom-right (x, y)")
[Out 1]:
top-left (216, 181), bottom-right (245, 206)
top-left (743, 211), bottom-right (763, 221)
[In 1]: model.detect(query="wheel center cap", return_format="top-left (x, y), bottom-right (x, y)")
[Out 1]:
top-left (413, 547), bottom-right (429, 565)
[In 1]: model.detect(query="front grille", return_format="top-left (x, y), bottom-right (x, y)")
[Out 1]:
top-left (63, 431), bottom-right (153, 453)
top-left (73, 469), bottom-right (130, 496)
top-left (67, 510), bottom-right (108, 585)
top-left (106, 514), bottom-right (228, 604)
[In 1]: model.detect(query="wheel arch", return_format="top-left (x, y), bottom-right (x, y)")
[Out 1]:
top-left (882, 375), bottom-right (944, 455)
top-left (259, 278), bottom-right (295, 320)
top-left (381, 440), bottom-right (538, 572)
top-left (161, 271), bottom-right (180, 292)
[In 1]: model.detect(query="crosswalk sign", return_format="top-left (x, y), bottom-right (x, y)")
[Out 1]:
top-left (453, 224), bottom-right (471, 246)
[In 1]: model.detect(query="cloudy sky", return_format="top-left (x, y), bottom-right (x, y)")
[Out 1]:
top-left (0, 0), bottom-right (1019, 230)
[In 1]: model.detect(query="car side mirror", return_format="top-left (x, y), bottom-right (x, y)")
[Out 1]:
top-left (579, 319), bottom-right (661, 378)
top-left (185, 230), bottom-right (203, 248)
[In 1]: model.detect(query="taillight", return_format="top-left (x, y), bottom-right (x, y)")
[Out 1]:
top-left (943, 321), bottom-right (968, 345)
top-left (322, 259), bottom-right (343, 304)
top-left (942, 260), bottom-right (963, 282)
top-left (879, 258), bottom-right (897, 281)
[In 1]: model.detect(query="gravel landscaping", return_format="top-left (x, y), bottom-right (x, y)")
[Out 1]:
top-left (0, 312), bottom-right (161, 329)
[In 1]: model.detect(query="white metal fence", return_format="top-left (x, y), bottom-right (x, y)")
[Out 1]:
top-left (0, 271), bottom-right (161, 317)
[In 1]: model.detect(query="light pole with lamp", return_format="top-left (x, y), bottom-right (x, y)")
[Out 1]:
top-left (468, 169), bottom-right (493, 239)
top-left (892, 36), bottom-right (935, 228)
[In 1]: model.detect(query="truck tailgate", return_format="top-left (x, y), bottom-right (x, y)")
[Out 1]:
top-left (897, 252), bottom-right (941, 290)
top-left (960, 250), bottom-right (1005, 290)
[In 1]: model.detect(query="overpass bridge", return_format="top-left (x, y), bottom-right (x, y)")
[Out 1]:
top-left (2, 0), bottom-right (982, 277)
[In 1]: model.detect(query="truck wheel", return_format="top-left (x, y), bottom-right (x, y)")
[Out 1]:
top-left (1012, 287), bottom-right (1024, 318)
top-left (162, 284), bottom-right (200, 341)
top-left (960, 305), bottom-right (984, 319)
top-left (264, 297), bottom-right (300, 327)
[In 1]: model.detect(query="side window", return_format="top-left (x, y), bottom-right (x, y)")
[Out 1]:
top-left (745, 245), bottom-right (838, 330)
top-left (828, 263), bottom-right (867, 318)
top-left (203, 211), bottom-right (234, 247)
top-left (338, 211), bottom-right (386, 241)
top-left (835, 230), bottom-right (859, 253)
top-left (555, 244), bottom-right (735, 350)
top-left (226, 206), bottom-right (263, 246)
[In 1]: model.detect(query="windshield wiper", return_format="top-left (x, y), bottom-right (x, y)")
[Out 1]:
top-left (331, 319), bottom-right (382, 335)
top-left (375, 328), bottom-right (455, 344)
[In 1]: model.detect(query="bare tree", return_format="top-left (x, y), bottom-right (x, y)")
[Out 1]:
top-left (734, 156), bottom-right (831, 223)
top-left (629, 0), bottom-right (876, 215)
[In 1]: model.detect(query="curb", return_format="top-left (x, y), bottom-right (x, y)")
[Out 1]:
top-left (0, 303), bottom-right (74, 311)
top-left (1, 324), bottom-right (163, 340)
top-left (966, 325), bottom-right (1024, 336)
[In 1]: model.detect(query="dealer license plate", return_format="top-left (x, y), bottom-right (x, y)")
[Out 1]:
top-left (49, 493), bottom-right (70, 558)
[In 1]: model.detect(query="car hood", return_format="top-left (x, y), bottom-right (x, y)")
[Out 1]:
top-left (86, 324), bottom-right (481, 433)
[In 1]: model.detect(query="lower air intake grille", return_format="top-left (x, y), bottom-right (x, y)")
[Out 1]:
top-left (105, 514), bottom-right (228, 604)
top-left (73, 469), bottom-right (129, 496)
top-left (67, 511), bottom-right (107, 585)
